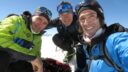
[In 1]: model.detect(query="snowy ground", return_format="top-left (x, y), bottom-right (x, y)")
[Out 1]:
top-left (41, 28), bottom-right (66, 62)
top-left (41, 28), bottom-right (77, 72)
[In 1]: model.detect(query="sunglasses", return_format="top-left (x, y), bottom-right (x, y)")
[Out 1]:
top-left (57, 3), bottom-right (73, 14)
top-left (38, 7), bottom-right (52, 18)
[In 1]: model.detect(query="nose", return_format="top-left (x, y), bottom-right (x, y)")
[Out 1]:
top-left (83, 19), bottom-right (90, 26)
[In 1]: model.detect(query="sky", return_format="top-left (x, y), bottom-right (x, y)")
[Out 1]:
top-left (0, 0), bottom-right (128, 27)
top-left (0, 0), bottom-right (128, 63)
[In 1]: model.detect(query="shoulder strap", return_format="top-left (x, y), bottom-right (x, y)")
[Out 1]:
top-left (21, 11), bottom-right (32, 29)
top-left (108, 23), bottom-right (128, 32)
top-left (101, 40), bottom-right (123, 72)
top-left (76, 45), bottom-right (88, 72)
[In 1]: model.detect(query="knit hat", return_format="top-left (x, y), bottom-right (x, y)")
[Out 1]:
top-left (34, 6), bottom-right (52, 22)
top-left (57, 1), bottom-right (73, 14)
top-left (75, 0), bottom-right (104, 20)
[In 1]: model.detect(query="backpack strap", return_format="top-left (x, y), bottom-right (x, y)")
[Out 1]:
top-left (6, 14), bottom-right (19, 18)
top-left (101, 40), bottom-right (123, 72)
top-left (76, 45), bottom-right (88, 72)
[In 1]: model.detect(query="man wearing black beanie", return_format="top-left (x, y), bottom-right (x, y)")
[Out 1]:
top-left (75, 0), bottom-right (128, 72)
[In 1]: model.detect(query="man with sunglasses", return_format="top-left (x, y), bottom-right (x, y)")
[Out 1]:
top-left (48, 1), bottom-right (80, 63)
top-left (75, 0), bottom-right (128, 72)
top-left (0, 6), bottom-right (52, 72)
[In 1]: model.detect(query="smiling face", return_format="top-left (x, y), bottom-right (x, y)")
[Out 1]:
top-left (31, 15), bottom-right (48, 33)
top-left (59, 12), bottom-right (73, 26)
top-left (79, 9), bottom-right (101, 38)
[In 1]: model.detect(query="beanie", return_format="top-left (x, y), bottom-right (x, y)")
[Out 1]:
top-left (57, 1), bottom-right (73, 14)
top-left (34, 6), bottom-right (52, 22)
top-left (76, 0), bottom-right (104, 20)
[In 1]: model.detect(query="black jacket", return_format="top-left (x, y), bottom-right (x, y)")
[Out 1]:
top-left (49, 13), bottom-right (80, 42)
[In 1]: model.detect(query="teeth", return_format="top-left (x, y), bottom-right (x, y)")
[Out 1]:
top-left (87, 27), bottom-right (93, 30)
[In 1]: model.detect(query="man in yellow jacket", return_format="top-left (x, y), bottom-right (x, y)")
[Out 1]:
top-left (0, 6), bottom-right (52, 72)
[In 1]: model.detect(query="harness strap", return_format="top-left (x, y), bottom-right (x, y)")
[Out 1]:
top-left (101, 40), bottom-right (122, 72)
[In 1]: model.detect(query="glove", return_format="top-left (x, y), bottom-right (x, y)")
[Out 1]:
top-left (43, 58), bottom-right (71, 72)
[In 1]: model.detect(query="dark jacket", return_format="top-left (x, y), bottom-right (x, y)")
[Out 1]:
top-left (49, 13), bottom-right (80, 43)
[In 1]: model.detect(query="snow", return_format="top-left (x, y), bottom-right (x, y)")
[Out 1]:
top-left (41, 28), bottom-right (77, 72)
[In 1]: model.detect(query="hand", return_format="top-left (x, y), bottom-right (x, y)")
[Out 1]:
top-left (31, 57), bottom-right (43, 72)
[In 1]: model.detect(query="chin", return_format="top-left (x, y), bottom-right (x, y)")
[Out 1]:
top-left (35, 30), bottom-right (40, 33)
top-left (67, 23), bottom-right (72, 25)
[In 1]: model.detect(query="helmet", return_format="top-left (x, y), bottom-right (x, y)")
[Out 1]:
top-left (34, 6), bottom-right (52, 22)
top-left (75, 0), bottom-right (104, 20)
top-left (57, 1), bottom-right (73, 14)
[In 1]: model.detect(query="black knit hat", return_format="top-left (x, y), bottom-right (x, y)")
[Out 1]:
top-left (75, 0), bottom-right (104, 20)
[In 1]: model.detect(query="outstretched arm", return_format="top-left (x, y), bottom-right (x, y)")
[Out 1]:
top-left (45, 17), bottom-right (60, 29)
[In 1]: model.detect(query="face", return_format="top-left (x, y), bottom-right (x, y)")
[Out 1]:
top-left (31, 15), bottom-right (48, 33)
top-left (59, 12), bottom-right (73, 26)
top-left (79, 9), bottom-right (101, 38)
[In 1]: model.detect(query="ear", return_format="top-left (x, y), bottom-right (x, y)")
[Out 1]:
top-left (59, 16), bottom-right (62, 20)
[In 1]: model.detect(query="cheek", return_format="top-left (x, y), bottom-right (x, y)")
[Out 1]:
top-left (68, 15), bottom-right (72, 19)
top-left (79, 20), bottom-right (84, 27)
top-left (79, 22), bottom-right (84, 31)
top-left (40, 24), bottom-right (47, 29)
top-left (33, 20), bottom-right (39, 26)
top-left (94, 19), bottom-right (100, 27)
top-left (32, 22), bottom-right (37, 28)
top-left (62, 17), bottom-right (66, 21)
